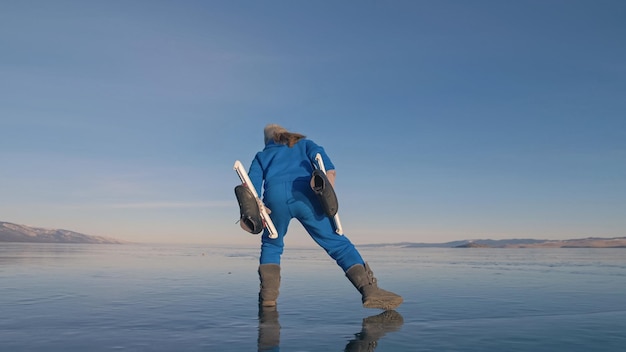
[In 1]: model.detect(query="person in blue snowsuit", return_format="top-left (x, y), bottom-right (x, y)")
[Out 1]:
top-left (247, 124), bottom-right (402, 310)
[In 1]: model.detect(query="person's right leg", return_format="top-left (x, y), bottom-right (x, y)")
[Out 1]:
top-left (299, 213), bottom-right (364, 272)
top-left (345, 262), bottom-right (403, 310)
top-left (293, 193), bottom-right (403, 310)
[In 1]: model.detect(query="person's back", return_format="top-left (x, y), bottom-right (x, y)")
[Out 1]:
top-left (249, 135), bottom-right (333, 198)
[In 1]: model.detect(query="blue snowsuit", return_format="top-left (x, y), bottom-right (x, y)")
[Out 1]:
top-left (248, 139), bottom-right (365, 272)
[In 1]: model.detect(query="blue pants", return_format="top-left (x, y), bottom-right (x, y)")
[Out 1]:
top-left (259, 179), bottom-right (364, 272)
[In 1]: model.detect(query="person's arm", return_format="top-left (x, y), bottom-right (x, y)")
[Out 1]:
top-left (248, 155), bottom-right (272, 213)
top-left (247, 155), bottom-right (263, 197)
top-left (306, 140), bottom-right (335, 171)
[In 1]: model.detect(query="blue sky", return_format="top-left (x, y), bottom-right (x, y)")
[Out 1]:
top-left (1, 0), bottom-right (624, 246)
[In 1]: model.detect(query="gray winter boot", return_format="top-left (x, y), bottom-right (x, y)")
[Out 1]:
top-left (258, 264), bottom-right (281, 307)
top-left (346, 263), bottom-right (403, 310)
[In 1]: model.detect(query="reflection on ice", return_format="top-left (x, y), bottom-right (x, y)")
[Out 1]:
top-left (345, 310), bottom-right (404, 352)
top-left (257, 306), bottom-right (404, 352)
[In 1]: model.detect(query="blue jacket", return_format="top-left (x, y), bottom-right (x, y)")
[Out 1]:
top-left (248, 139), bottom-right (335, 198)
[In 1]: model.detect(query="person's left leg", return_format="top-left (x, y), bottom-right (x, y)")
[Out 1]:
top-left (259, 195), bottom-right (291, 266)
top-left (258, 209), bottom-right (288, 306)
top-left (258, 263), bottom-right (280, 307)
top-left (258, 185), bottom-right (293, 306)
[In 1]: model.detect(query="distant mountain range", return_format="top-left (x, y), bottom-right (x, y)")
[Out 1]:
top-left (0, 221), bottom-right (124, 244)
top-left (361, 237), bottom-right (626, 248)
top-left (2, 220), bottom-right (624, 248)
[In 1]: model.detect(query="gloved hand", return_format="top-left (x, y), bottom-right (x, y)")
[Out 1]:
top-left (257, 199), bottom-right (271, 214)
top-left (311, 169), bottom-right (336, 188)
top-left (326, 170), bottom-right (336, 187)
